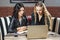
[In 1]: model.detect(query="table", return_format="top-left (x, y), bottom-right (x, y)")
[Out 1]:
top-left (4, 33), bottom-right (27, 40)
top-left (4, 32), bottom-right (60, 40)
top-left (28, 32), bottom-right (60, 40)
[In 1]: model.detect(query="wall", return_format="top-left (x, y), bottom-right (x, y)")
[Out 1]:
top-left (0, 0), bottom-right (60, 17)
top-left (45, 0), bottom-right (60, 7)
top-left (0, 0), bottom-right (60, 7)
top-left (0, 7), bottom-right (60, 17)
top-left (0, 0), bottom-right (35, 7)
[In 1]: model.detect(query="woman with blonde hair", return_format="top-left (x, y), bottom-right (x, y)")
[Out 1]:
top-left (31, 1), bottom-right (52, 30)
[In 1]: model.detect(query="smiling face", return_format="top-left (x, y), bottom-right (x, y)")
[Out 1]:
top-left (36, 6), bottom-right (43, 15)
top-left (18, 7), bottom-right (24, 17)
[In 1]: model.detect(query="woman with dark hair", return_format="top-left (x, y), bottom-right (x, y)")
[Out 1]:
top-left (9, 3), bottom-right (28, 33)
top-left (31, 2), bottom-right (52, 30)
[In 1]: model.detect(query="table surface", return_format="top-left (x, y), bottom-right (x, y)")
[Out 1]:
top-left (4, 32), bottom-right (60, 40)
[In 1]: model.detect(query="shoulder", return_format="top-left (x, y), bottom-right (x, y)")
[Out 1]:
top-left (11, 16), bottom-right (18, 22)
top-left (46, 13), bottom-right (52, 18)
top-left (31, 12), bottom-right (35, 16)
top-left (23, 15), bottom-right (27, 20)
top-left (31, 12), bottom-right (34, 15)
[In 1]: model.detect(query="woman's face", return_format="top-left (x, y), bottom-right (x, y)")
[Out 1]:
top-left (18, 7), bottom-right (24, 17)
top-left (36, 6), bottom-right (43, 15)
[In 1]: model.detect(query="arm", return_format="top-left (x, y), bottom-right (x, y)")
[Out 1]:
top-left (47, 15), bottom-right (52, 31)
top-left (8, 17), bottom-right (16, 33)
top-left (43, 3), bottom-right (52, 30)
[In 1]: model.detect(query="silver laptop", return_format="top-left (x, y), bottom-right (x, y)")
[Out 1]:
top-left (27, 25), bottom-right (48, 39)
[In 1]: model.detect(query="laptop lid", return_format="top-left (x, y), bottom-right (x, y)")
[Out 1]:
top-left (27, 25), bottom-right (48, 39)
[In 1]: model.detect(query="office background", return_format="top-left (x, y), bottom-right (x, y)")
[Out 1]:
top-left (0, 0), bottom-right (60, 17)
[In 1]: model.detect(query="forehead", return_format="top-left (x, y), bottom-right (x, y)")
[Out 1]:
top-left (20, 7), bottom-right (24, 10)
top-left (36, 6), bottom-right (42, 10)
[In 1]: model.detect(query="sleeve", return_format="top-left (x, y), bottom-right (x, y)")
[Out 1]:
top-left (43, 3), bottom-right (52, 30)
top-left (9, 17), bottom-right (14, 29)
top-left (8, 17), bottom-right (17, 33)
top-left (46, 14), bottom-right (52, 31)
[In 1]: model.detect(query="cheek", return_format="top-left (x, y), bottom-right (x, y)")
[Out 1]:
top-left (18, 11), bottom-right (24, 16)
top-left (19, 11), bottom-right (24, 15)
top-left (20, 11), bottom-right (24, 14)
top-left (18, 12), bottom-right (21, 16)
top-left (39, 11), bottom-right (43, 13)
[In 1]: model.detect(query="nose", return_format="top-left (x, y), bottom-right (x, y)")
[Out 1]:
top-left (37, 11), bottom-right (40, 13)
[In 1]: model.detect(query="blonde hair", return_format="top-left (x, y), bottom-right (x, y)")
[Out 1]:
top-left (34, 2), bottom-right (47, 24)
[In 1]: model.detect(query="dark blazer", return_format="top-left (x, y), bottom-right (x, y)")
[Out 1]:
top-left (31, 13), bottom-right (45, 25)
top-left (8, 15), bottom-right (28, 33)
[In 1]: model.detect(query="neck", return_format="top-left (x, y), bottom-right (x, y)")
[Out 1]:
top-left (18, 16), bottom-right (22, 20)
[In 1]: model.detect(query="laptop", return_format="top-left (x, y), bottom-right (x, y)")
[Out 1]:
top-left (27, 25), bottom-right (48, 39)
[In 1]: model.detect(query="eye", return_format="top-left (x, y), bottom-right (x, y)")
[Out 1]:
top-left (19, 10), bottom-right (24, 11)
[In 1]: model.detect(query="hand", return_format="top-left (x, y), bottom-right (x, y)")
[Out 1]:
top-left (49, 26), bottom-right (52, 31)
top-left (17, 26), bottom-right (27, 32)
top-left (17, 27), bottom-right (21, 31)
top-left (21, 26), bottom-right (27, 31)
